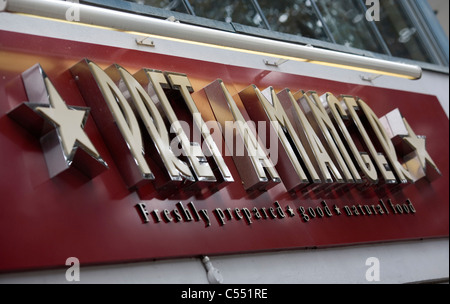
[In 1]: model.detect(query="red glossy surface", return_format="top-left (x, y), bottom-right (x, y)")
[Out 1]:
top-left (0, 31), bottom-right (448, 272)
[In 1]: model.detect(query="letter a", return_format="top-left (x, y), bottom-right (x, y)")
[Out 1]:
top-left (365, 257), bottom-right (380, 282)
top-left (65, 257), bottom-right (80, 282)
top-left (366, 0), bottom-right (380, 22)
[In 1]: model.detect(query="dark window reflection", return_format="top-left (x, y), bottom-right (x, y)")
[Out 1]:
top-left (258, 0), bottom-right (330, 41)
top-left (189, 0), bottom-right (267, 28)
top-left (376, 0), bottom-right (432, 63)
top-left (125, 0), bottom-right (189, 13)
top-left (123, 0), bottom-right (438, 64)
top-left (315, 0), bottom-right (384, 53)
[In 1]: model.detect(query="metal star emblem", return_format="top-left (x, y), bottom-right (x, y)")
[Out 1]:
top-left (32, 78), bottom-right (100, 161)
top-left (7, 64), bottom-right (108, 178)
top-left (402, 119), bottom-right (440, 178)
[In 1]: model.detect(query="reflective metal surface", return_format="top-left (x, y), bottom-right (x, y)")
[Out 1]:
top-left (137, 69), bottom-right (216, 183)
top-left (204, 80), bottom-right (280, 191)
top-left (70, 59), bottom-right (154, 189)
top-left (112, 65), bottom-right (193, 188)
top-left (8, 63), bottom-right (108, 178)
top-left (165, 72), bottom-right (234, 183)
top-left (240, 85), bottom-right (312, 191)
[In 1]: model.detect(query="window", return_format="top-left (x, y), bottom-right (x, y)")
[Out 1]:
top-left (189, 0), bottom-right (266, 28)
top-left (258, 0), bottom-right (330, 41)
top-left (314, 0), bottom-right (386, 53)
top-left (82, 0), bottom-right (449, 69)
top-left (377, 0), bottom-right (433, 62)
top-left (131, 0), bottom-right (190, 13)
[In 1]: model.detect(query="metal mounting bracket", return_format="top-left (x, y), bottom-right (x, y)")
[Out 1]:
top-left (135, 37), bottom-right (155, 47)
top-left (263, 58), bottom-right (289, 67)
top-left (202, 256), bottom-right (223, 284)
top-left (360, 74), bottom-right (383, 82)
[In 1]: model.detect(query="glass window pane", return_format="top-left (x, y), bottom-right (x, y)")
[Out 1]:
top-left (257, 0), bottom-right (330, 41)
top-left (125, 0), bottom-right (189, 13)
top-left (188, 0), bottom-right (267, 28)
top-left (376, 0), bottom-right (433, 63)
top-left (315, 0), bottom-right (385, 53)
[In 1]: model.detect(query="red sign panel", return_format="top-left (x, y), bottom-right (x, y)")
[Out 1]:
top-left (0, 31), bottom-right (448, 272)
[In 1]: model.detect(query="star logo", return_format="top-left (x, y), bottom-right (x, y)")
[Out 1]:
top-left (401, 118), bottom-right (441, 181)
top-left (31, 78), bottom-right (100, 161)
top-left (403, 119), bottom-right (440, 173)
top-left (333, 205), bottom-right (341, 215)
top-left (286, 205), bottom-right (295, 217)
top-left (8, 64), bottom-right (108, 178)
top-left (380, 108), bottom-right (440, 182)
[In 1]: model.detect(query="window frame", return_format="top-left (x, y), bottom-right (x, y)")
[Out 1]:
top-left (80, 0), bottom-right (449, 74)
